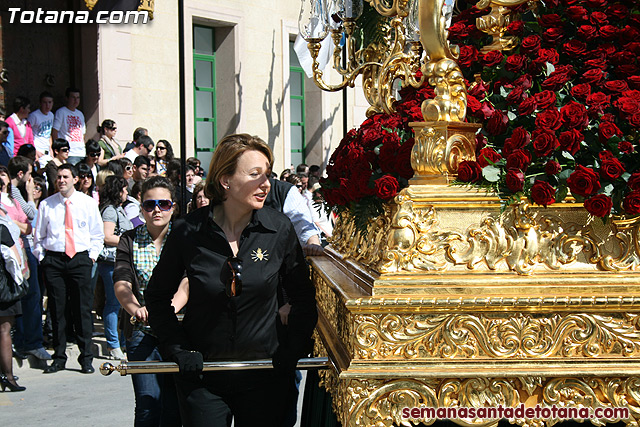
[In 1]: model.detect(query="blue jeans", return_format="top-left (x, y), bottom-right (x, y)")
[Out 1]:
top-left (97, 262), bottom-right (123, 349)
top-left (126, 330), bottom-right (181, 427)
top-left (14, 245), bottom-right (44, 352)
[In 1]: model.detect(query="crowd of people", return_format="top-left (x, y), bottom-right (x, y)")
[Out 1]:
top-left (0, 89), bottom-right (334, 426)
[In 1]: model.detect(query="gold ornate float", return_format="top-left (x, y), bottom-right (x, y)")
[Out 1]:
top-left (298, 0), bottom-right (640, 425)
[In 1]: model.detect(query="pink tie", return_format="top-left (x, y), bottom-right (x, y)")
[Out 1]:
top-left (64, 199), bottom-right (76, 258)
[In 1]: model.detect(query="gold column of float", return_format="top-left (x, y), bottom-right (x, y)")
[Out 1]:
top-left (306, 0), bottom-right (640, 426)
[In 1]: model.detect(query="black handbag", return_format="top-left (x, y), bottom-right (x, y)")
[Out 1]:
top-left (0, 256), bottom-right (28, 303)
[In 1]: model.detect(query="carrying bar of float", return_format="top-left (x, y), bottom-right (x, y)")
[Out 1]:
top-left (100, 357), bottom-right (329, 376)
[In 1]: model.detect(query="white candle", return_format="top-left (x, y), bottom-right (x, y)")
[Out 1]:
top-left (345, 0), bottom-right (353, 18)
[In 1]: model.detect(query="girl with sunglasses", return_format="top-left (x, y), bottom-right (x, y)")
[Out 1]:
top-left (113, 176), bottom-right (181, 426)
top-left (145, 134), bottom-right (317, 426)
top-left (98, 176), bottom-right (134, 361)
top-left (97, 119), bottom-right (124, 167)
top-left (43, 138), bottom-right (69, 194)
top-left (154, 140), bottom-right (174, 177)
top-left (74, 163), bottom-right (99, 204)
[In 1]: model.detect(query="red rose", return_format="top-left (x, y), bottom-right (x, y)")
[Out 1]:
top-left (374, 175), bottom-right (399, 200)
top-left (480, 102), bottom-right (495, 120)
top-left (584, 194), bottom-right (613, 218)
top-left (476, 133), bottom-right (487, 152)
top-left (598, 122), bottom-right (622, 143)
top-left (560, 102), bottom-right (588, 130)
top-left (538, 14), bottom-right (563, 28)
top-left (619, 141), bottom-right (634, 153)
top-left (567, 6), bottom-right (588, 21)
top-left (563, 39), bottom-right (587, 58)
top-left (605, 80), bottom-right (630, 93)
top-left (379, 140), bottom-right (400, 174)
top-left (545, 160), bottom-right (562, 175)
top-left (505, 169), bottom-right (525, 192)
top-left (629, 113), bottom-right (640, 128)
top-left (568, 165), bottom-right (601, 197)
top-left (395, 139), bottom-right (415, 180)
top-left (482, 50), bottom-right (504, 67)
top-left (347, 168), bottom-right (374, 201)
top-left (620, 25), bottom-right (640, 41)
top-left (585, 0), bottom-right (608, 7)
top-left (600, 157), bottom-right (625, 181)
top-left (477, 147), bottom-right (502, 168)
top-left (590, 11), bottom-right (609, 26)
top-left (486, 110), bottom-right (508, 136)
top-left (535, 48), bottom-right (559, 65)
top-left (577, 25), bottom-right (598, 41)
top-left (534, 91), bottom-right (557, 110)
top-left (542, 65), bottom-right (576, 91)
top-left (506, 21), bottom-right (524, 35)
top-left (623, 90), bottom-right (640, 101)
top-left (468, 81), bottom-right (489, 98)
top-left (584, 58), bottom-right (608, 70)
top-left (532, 130), bottom-right (559, 157)
top-left (467, 95), bottom-right (483, 119)
top-left (506, 87), bottom-right (525, 105)
top-left (618, 64), bottom-right (640, 77)
top-left (615, 97), bottom-right (640, 117)
top-left (601, 113), bottom-right (616, 122)
top-left (521, 35), bottom-right (541, 54)
top-left (535, 108), bottom-right (562, 131)
top-left (448, 21), bottom-right (470, 38)
top-left (581, 68), bottom-right (605, 85)
top-left (623, 190), bottom-right (640, 215)
top-left (624, 43), bottom-right (640, 56)
top-left (514, 74), bottom-right (533, 90)
top-left (543, 28), bottom-right (565, 45)
top-left (503, 127), bottom-right (531, 156)
top-left (458, 45), bottom-right (479, 68)
top-left (518, 97), bottom-right (537, 116)
top-left (606, 4), bottom-right (628, 20)
top-left (457, 160), bottom-right (483, 183)
top-left (558, 129), bottom-right (583, 155)
top-left (571, 83), bottom-right (591, 101)
top-left (530, 180), bottom-right (556, 207)
top-left (506, 149), bottom-right (532, 172)
top-left (586, 92), bottom-right (611, 115)
top-left (599, 25), bottom-right (618, 40)
top-left (628, 172), bottom-right (640, 190)
top-left (599, 150), bottom-right (614, 161)
top-left (505, 55), bottom-right (527, 73)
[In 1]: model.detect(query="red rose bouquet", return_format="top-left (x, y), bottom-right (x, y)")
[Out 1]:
top-left (320, 79), bottom-right (433, 229)
top-left (449, 0), bottom-right (640, 220)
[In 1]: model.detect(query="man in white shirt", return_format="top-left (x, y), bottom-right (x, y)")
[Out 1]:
top-left (28, 91), bottom-right (55, 168)
top-left (124, 135), bottom-right (154, 162)
top-left (34, 163), bottom-right (104, 374)
top-left (52, 88), bottom-right (86, 165)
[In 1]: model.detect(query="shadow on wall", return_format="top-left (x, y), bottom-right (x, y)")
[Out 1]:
top-left (262, 31), bottom-right (284, 151)
top-left (306, 104), bottom-right (340, 170)
top-left (223, 63), bottom-right (243, 139)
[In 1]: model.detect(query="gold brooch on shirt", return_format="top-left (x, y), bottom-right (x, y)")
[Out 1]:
top-left (251, 248), bottom-right (269, 262)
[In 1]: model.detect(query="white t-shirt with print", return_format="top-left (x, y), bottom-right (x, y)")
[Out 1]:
top-left (28, 109), bottom-right (55, 153)
top-left (53, 106), bottom-right (86, 157)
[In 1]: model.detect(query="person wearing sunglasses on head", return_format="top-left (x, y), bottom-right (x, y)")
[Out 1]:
top-left (43, 138), bottom-right (70, 194)
top-left (145, 134), bottom-right (318, 426)
top-left (114, 176), bottom-right (182, 426)
top-left (119, 157), bottom-right (134, 182)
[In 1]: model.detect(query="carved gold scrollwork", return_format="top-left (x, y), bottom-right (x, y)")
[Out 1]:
top-left (421, 58), bottom-right (468, 122)
top-left (367, 0), bottom-right (411, 17)
top-left (410, 124), bottom-right (477, 177)
top-left (353, 313), bottom-right (640, 360)
top-left (329, 376), bottom-right (640, 427)
top-left (599, 216), bottom-right (640, 271)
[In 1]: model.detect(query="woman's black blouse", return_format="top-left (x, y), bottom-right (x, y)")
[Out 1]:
top-left (145, 205), bottom-right (317, 362)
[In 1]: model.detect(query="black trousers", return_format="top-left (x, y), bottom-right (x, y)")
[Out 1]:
top-left (42, 250), bottom-right (94, 365)
top-left (174, 368), bottom-right (291, 427)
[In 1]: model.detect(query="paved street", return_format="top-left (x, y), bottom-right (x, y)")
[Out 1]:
top-left (1, 330), bottom-right (307, 426)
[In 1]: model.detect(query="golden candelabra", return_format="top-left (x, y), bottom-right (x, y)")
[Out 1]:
top-left (299, 0), bottom-right (640, 426)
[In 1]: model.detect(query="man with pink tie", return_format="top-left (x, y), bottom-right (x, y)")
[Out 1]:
top-left (33, 163), bottom-right (104, 374)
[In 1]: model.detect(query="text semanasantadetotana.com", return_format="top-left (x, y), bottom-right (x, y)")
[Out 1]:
top-left (7, 8), bottom-right (149, 24)
top-left (402, 405), bottom-right (630, 420)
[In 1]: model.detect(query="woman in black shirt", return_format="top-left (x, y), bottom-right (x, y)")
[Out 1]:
top-left (145, 134), bottom-right (317, 427)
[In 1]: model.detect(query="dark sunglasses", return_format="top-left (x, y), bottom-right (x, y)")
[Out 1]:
top-left (59, 148), bottom-right (69, 152)
top-left (88, 151), bottom-right (100, 157)
top-left (78, 173), bottom-right (92, 179)
top-left (224, 256), bottom-right (243, 297)
top-left (124, 165), bottom-right (133, 171)
top-left (142, 199), bottom-right (173, 212)
top-left (156, 146), bottom-right (166, 150)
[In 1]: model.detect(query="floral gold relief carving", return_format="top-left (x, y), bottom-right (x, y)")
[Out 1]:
top-left (353, 313), bottom-right (640, 360)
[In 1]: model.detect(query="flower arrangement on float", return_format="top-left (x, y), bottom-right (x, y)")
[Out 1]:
top-left (321, 0), bottom-right (640, 225)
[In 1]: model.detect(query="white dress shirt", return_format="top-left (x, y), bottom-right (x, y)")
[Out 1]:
top-left (283, 186), bottom-right (320, 245)
top-left (33, 189), bottom-right (104, 261)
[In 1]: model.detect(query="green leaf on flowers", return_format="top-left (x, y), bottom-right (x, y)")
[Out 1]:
top-left (482, 166), bottom-right (501, 182)
top-left (499, 86), bottom-right (509, 98)
top-left (622, 172), bottom-right (631, 182)
top-left (507, 111), bottom-right (517, 121)
top-left (558, 169), bottom-right (572, 181)
top-left (545, 62), bottom-right (555, 76)
top-left (561, 151), bottom-right (574, 161)
top-left (555, 186), bottom-right (568, 203)
top-left (602, 184), bottom-right (614, 196)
